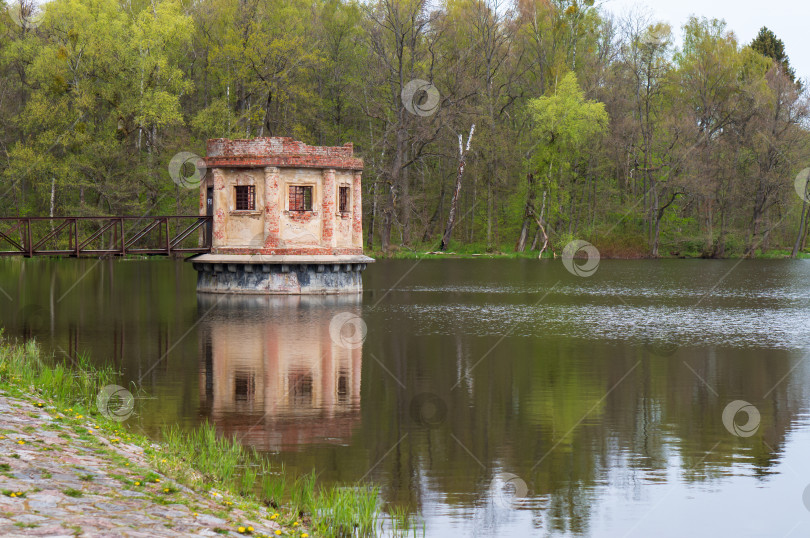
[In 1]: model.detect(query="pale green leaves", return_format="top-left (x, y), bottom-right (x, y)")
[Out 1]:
top-left (528, 72), bottom-right (608, 153)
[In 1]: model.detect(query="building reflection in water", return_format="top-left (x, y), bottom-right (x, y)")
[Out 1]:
top-left (197, 294), bottom-right (362, 451)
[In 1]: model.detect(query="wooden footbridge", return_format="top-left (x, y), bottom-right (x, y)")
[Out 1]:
top-left (0, 216), bottom-right (212, 257)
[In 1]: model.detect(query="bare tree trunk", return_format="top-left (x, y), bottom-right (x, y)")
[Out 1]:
top-left (402, 149), bottom-right (411, 245)
top-left (49, 178), bottom-right (55, 218)
top-left (704, 198), bottom-right (713, 256)
top-left (714, 203), bottom-right (727, 258)
top-left (440, 125), bottom-right (475, 251)
top-left (48, 177), bottom-right (56, 233)
top-left (486, 174), bottom-right (493, 249)
top-left (652, 191), bottom-right (680, 258)
top-left (792, 198), bottom-right (808, 258)
top-left (530, 227), bottom-right (540, 251)
top-left (745, 184), bottom-right (767, 257)
top-left (515, 173), bottom-right (537, 252)
top-left (381, 187), bottom-right (393, 252)
top-left (531, 190), bottom-right (552, 258)
top-left (422, 183), bottom-right (445, 243)
top-left (382, 123), bottom-right (408, 251)
top-left (791, 173), bottom-right (810, 258)
top-left (367, 179), bottom-right (378, 250)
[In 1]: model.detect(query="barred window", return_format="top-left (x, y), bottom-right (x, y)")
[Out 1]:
top-left (339, 186), bottom-right (350, 213)
top-left (289, 185), bottom-right (313, 211)
top-left (234, 185), bottom-right (255, 211)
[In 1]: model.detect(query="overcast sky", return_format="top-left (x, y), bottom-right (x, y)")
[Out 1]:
top-left (603, 0), bottom-right (810, 81)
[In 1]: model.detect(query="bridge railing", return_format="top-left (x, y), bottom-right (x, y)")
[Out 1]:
top-left (0, 216), bottom-right (212, 257)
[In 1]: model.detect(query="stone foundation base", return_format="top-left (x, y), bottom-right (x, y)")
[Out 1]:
top-left (190, 254), bottom-right (374, 295)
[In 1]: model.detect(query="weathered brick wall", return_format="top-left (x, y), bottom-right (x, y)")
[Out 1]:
top-left (212, 247), bottom-right (364, 255)
top-left (211, 169), bottom-right (264, 248)
top-left (204, 137), bottom-right (365, 256)
top-left (205, 137), bottom-right (362, 171)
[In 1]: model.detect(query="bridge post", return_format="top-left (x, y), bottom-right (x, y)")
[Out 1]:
top-left (26, 218), bottom-right (32, 257)
top-left (119, 218), bottom-right (125, 255)
top-left (165, 217), bottom-right (171, 255)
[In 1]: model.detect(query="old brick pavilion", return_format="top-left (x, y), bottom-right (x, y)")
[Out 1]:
top-left (190, 137), bottom-right (374, 294)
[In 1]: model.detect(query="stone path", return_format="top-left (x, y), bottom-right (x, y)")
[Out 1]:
top-left (0, 392), bottom-right (301, 537)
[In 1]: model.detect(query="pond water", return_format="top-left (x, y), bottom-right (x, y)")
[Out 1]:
top-left (2, 257), bottom-right (810, 537)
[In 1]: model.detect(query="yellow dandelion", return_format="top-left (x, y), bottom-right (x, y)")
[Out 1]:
top-left (163, 488), bottom-right (169, 493)
top-left (302, 534), bottom-right (309, 538)
top-left (293, 522), bottom-right (299, 527)
top-left (17, 440), bottom-right (24, 445)
top-left (270, 513), bottom-right (278, 520)
top-left (275, 531), bottom-right (281, 536)
top-left (247, 527), bottom-right (253, 532)
top-left (134, 481), bottom-right (141, 486)
top-left (9, 493), bottom-right (15, 497)
top-left (238, 527), bottom-right (246, 533)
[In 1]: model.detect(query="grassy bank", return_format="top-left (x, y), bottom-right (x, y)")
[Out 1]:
top-left (367, 238), bottom-right (810, 260)
top-left (0, 333), bottom-right (382, 537)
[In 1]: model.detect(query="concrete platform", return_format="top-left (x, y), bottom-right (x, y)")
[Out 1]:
top-left (190, 254), bottom-right (375, 264)
top-left (189, 254), bottom-right (374, 295)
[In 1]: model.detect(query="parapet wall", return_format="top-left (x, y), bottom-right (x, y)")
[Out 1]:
top-left (205, 138), bottom-right (363, 170)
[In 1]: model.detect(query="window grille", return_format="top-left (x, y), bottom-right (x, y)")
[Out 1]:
top-left (235, 185), bottom-right (255, 211)
top-left (339, 186), bottom-right (350, 213)
top-left (289, 185), bottom-right (313, 211)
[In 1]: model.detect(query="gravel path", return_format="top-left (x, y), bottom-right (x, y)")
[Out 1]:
top-left (0, 391), bottom-right (297, 537)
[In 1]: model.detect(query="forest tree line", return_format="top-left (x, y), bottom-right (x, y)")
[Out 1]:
top-left (1, 0), bottom-right (809, 257)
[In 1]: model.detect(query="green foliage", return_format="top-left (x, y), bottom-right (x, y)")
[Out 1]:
top-left (0, 0), bottom-right (807, 258)
top-left (529, 73), bottom-right (608, 152)
top-left (191, 100), bottom-right (236, 140)
top-left (750, 26), bottom-right (795, 81)
top-left (527, 72), bottom-right (608, 224)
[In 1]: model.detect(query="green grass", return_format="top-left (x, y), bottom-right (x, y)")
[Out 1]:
top-left (63, 488), bottom-right (83, 498)
top-left (0, 336), bottom-right (116, 408)
top-left (162, 424), bottom-right (380, 536)
top-left (367, 234), bottom-right (810, 260)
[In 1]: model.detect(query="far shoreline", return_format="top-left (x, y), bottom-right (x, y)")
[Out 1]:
top-left (365, 248), bottom-right (810, 261)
